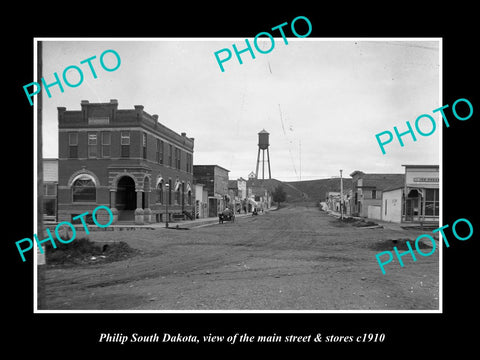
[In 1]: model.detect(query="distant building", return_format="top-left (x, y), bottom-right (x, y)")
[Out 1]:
top-left (237, 177), bottom-right (247, 199)
top-left (57, 100), bottom-right (194, 224)
top-left (350, 171), bottom-right (405, 220)
top-left (43, 158), bottom-right (58, 222)
top-left (246, 179), bottom-right (272, 212)
top-left (325, 190), bottom-right (352, 216)
top-left (382, 165), bottom-right (439, 224)
top-left (381, 186), bottom-right (403, 223)
top-left (403, 164), bottom-right (439, 223)
top-left (343, 189), bottom-right (352, 216)
top-left (325, 191), bottom-right (341, 212)
top-left (193, 165), bottom-right (229, 217)
top-left (194, 183), bottom-right (209, 219)
top-left (228, 177), bottom-right (247, 213)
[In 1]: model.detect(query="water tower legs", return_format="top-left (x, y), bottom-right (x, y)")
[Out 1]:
top-left (255, 147), bottom-right (261, 178)
top-left (255, 148), bottom-right (272, 180)
top-left (267, 147), bottom-right (271, 179)
top-left (262, 149), bottom-right (265, 179)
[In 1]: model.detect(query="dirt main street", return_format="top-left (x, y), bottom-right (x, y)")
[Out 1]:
top-left (44, 203), bottom-right (439, 311)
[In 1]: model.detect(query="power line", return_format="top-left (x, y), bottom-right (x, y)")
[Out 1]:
top-left (273, 175), bottom-right (351, 180)
top-left (278, 104), bottom-right (300, 180)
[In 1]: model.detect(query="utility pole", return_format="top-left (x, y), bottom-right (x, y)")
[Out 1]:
top-left (165, 183), bottom-right (170, 228)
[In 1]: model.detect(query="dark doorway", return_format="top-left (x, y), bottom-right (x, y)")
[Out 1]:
top-left (208, 198), bottom-right (218, 217)
top-left (405, 189), bottom-right (421, 222)
top-left (116, 176), bottom-right (136, 221)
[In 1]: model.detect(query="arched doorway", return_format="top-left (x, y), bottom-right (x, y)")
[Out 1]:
top-left (116, 176), bottom-right (136, 221)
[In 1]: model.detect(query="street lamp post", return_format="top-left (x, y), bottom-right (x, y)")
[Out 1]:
top-left (165, 183), bottom-right (169, 228)
top-left (340, 169), bottom-right (344, 220)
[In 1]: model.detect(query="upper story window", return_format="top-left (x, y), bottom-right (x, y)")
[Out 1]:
top-left (175, 148), bottom-right (181, 169)
top-left (68, 133), bottom-right (78, 158)
top-left (121, 131), bottom-right (130, 145)
top-left (142, 133), bottom-right (147, 159)
top-left (88, 133), bottom-right (97, 158)
top-left (156, 139), bottom-right (164, 164)
top-left (101, 132), bottom-right (111, 158)
top-left (121, 131), bottom-right (130, 158)
top-left (186, 153), bottom-right (192, 173)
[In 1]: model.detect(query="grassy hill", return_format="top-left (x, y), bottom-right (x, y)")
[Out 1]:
top-left (251, 177), bottom-right (352, 203)
top-left (247, 178), bottom-right (305, 202)
top-left (287, 178), bottom-right (352, 202)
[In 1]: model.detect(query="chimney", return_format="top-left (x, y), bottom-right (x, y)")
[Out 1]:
top-left (57, 107), bottom-right (66, 122)
top-left (134, 105), bottom-right (144, 122)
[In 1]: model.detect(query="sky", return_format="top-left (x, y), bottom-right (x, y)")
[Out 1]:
top-left (40, 38), bottom-right (440, 181)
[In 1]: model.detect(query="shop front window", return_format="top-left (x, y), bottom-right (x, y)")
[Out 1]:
top-left (425, 188), bottom-right (439, 216)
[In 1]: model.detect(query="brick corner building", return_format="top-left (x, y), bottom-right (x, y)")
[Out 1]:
top-left (57, 100), bottom-right (194, 224)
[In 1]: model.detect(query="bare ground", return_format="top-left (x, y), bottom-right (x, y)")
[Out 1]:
top-left (43, 203), bottom-right (439, 310)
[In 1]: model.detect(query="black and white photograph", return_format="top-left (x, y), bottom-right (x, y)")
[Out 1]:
top-left (35, 38), bottom-right (441, 312)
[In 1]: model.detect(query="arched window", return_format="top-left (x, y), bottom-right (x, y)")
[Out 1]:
top-left (157, 180), bottom-right (164, 204)
top-left (185, 183), bottom-right (192, 206)
top-left (72, 176), bottom-right (96, 202)
top-left (175, 188), bottom-right (181, 205)
top-left (174, 180), bottom-right (181, 205)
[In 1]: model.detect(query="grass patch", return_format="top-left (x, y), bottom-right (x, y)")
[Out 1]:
top-left (45, 237), bottom-right (138, 267)
top-left (331, 217), bottom-right (379, 227)
top-left (369, 238), bottom-right (433, 252)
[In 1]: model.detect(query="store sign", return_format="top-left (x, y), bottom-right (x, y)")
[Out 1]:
top-left (413, 177), bottom-right (439, 183)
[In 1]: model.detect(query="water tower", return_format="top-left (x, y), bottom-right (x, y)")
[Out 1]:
top-left (255, 129), bottom-right (272, 180)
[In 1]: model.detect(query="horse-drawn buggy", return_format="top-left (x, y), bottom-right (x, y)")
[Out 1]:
top-left (218, 208), bottom-right (235, 224)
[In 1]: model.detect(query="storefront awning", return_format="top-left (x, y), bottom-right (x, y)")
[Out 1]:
top-left (407, 187), bottom-right (424, 197)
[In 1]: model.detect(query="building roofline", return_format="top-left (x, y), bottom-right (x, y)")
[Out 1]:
top-left (193, 164), bottom-right (230, 172)
top-left (58, 101), bottom-right (194, 150)
top-left (382, 185), bottom-right (404, 192)
top-left (401, 164), bottom-right (439, 168)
